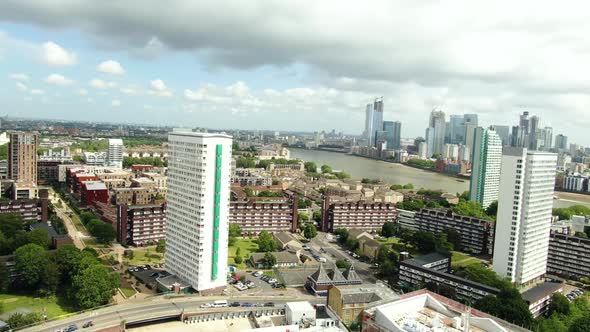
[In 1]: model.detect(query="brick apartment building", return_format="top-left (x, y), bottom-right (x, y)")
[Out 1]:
top-left (229, 195), bottom-right (298, 235)
top-left (117, 203), bottom-right (167, 246)
top-left (80, 181), bottom-right (109, 207)
top-left (414, 208), bottom-right (495, 255)
top-left (0, 188), bottom-right (49, 223)
top-left (547, 232), bottom-right (590, 279)
top-left (321, 195), bottom-right (399, 232)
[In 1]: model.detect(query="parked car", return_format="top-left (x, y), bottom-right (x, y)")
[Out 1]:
top-left (64, 325), bottom-right (78, 332)
top-left (200, 303), bottom-right (213, 308)
top-left (241, 303), bottom-right (254, 307)
top-left (264, 302), bottom-right (274, 307)
top-left (150, 272), bottom-right (159, 277)
top-left (230, 302), bottom-right (241, 307)
top-left (82, 321), bottom-right (94, 328)
top-left (252, 271), bottom-right (263, 277)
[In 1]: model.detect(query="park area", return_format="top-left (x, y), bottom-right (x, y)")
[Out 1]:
top-left (228, 237), bottom-right (259, 269)
top-left (0, 293), bottom-right (75, 321)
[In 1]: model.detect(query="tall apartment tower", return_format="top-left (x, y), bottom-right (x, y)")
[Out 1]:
top-left (8, 132), bottom-right (39, 184)
top-left (164, 130), bottom-right (232, 293)
top-left (383, 121), bottom-right (401, 150)
top-left (429, 109), bottom-right (446, 156)
top-left (107, 138), bottom-right (123, 168)
top-left (493, 148), bottom-right (557, 286)
top-left (469, 128), bottom-right (502, 209)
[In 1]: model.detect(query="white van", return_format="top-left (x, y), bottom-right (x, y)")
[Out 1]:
top-left (212, 300), bottom-right (228, 307)
top-left (318, 257), bottom-right (327, 263)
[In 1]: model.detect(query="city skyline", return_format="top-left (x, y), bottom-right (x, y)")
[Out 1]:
top-left (1, 2), bottom-right (590, 146)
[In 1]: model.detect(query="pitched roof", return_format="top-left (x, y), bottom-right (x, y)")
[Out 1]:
top-left (309, 264), bottom-right (332, 283)
top-left (343, 264), bottom-right (361, 281)
top-left (274, 232), bottom-right (298, 247)
top-left (328, 264), bottom-right (347, 282)
top-left (348, 228), bottom-right (370, 239)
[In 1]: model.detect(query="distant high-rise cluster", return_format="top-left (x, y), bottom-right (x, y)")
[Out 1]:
top-left (362, 97), bottom-right (402, 151)
top-left (510, 111), bottom-right (556, 151)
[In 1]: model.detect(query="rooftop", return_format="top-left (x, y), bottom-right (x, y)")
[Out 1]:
top-left (250, 251), bottom-right (299, 264)
top-left (83, 181), bottom-right (108, 190)
top-left (170, 129), bottom-right (232, 139)
top-left (521, 282), bottom-right (565, 304)
top-left (405, 252), bottom-right (450, 267)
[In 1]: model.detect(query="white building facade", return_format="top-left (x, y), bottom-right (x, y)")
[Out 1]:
top-left (107, 138), bottom-right (123, 168)
top-left (469, 128), bottom-right (502, 209)
top-left (165, 130), bottom-right (232, 292)
top-left (493, 147), bottom-right (557, 286)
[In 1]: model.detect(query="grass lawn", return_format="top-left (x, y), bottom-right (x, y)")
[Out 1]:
top-left (377, 237), bottom-right (421, 256)
top-left (262, 270), bottom-right (276, 278)
top-left (69, 211), bottom-right (90, 236)
top-left (228, 238), bottom-right (259, 269)
top-left (128, 246), bottom-right (164, 266)
top-left (451, 251), bottom-right (485, 268)
top-left (0, 293), bottom-right (75, 319)
top-left (119, 287), bottom-right (136, 298)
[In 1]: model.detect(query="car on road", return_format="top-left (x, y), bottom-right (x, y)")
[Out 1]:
top-left (64, 324), bottom-right (78, 332)
top-left (200, 303), bottom-right (213, 308)
top-left (82, 321), bottom-right (94, 328)
top-left (252, 271), bottom-right (263, 277)
top-left (241, 303), bottom-right (254, 307)
top-left (264, 302), bottom-right (274, 307)
top-left (230, 301), bottom-right (241, 307)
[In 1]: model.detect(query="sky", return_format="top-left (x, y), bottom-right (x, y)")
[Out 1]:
top-left (0, 1), bottom-right (589, 145)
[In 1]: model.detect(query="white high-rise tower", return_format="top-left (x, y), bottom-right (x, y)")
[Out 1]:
top-left (469, 127), bottom-right (502, 209)
top-left (165, 129), bottom-right (232, 292)
top-left (107, 138), bottom-right (123, 168)
top-left (493, 147), bottom-right (557, 286)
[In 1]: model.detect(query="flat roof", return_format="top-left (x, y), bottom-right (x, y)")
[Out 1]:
top-left (521, 282), bottom-right (564, 303)
top-left (285, 301), bottom-right (315, 312)
top-left (170, 129), bottom-right (232, 139)
top-left (84, 181), bottom-right (107, 190)
top-left (109, 138), bottom-right (123, 144)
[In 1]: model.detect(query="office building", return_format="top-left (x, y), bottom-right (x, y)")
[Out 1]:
top-left (429, 109), bottom-right (446, 156)
top-left (493, 148), bottom-right (557, 286)
top-left (107, 138), bottom-right (123, 168)
top-left (449, 115), bottom-right (465, 144)
top-left (364, 98), bottom-right (384, 147)
top-left (491, 125), bottom-right (511, 146)
top-left (117, 203), bottom-right (167, 246)
top-left (8, 131), bottom-right (39, 184)
top-left (165, 130), bottom-right (232, 293)
top-left (414, 208), bottom-right (495, 255)
top-left (382, 121), bottom-right (401, 150)
top-left (469, 127), bottom-right (503, 209)
top-left (418, 142), bottom-right (428, 159)
top-left (425, 127), bottom-right (435, 157)
top-left (555, 134), bottom-right (568, 151)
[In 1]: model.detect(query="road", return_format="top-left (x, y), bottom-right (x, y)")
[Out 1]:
top-left (309, 232), bottom-right (377, 283)
top-left (22, 295), bottom-right (325, 332)
top-left (47, 188), bottom-right (86, 249)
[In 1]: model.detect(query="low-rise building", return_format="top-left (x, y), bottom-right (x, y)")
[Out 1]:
top-left (399, 252), bottom-right (499, 302)
top-left (321, 195), bottom-right (399, 233)
top-left (250, 251), bottom-right (300, 268)
top-left (358, 235), bottom-right (381, 261)
top-left (547, 232), bottom-right (590, 279)
top-left (0, 189), bottom-right (48, 223)
top-left (362, 290), bottom-right (529, 332)
top-left (229, 196), bottom-right (298, 235)
top-left (232, 168), bottom-right (272, 187)
top-left (117, 203), bottom-right (167, 246)
top-left (414, 208), bottom-right (495, 255)
top-left (111, 186), bottom-right (167, 205)
top-left (306, 264), bottom-right (362, 296)
top-left (327, 284), bottom-right (386, 325)
top-left (521, 282), bottom-right (565, 318)
top-left (273, 231), bottom-right (303, 251)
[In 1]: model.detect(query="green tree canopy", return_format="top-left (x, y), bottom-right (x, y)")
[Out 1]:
top-left (229, 223), bottom-right (242, 237)
top-left (257, 230), bottom-right (278, 252)
top-left (304, 161), bottom-right (317, 173)
top-left (321, 164), bottom-right (333, 174)
top-left (549, 293), bottom-right (571, 316)
top-left (71, 264), bottom-right (119, 309)
top-left (0, 213), bottom-right (24, 238)
top-left (452, 200), bottom-right (493, 220)
top-left (263, 252), bottom-right (277, 268)
top-left (303, 224), bottom-right (318, 240)
top-left (156, 239), bottom-right (166, 253)
top-left (27, 228), bottom-right (51, 249)
top-left (334, 228), bottom-right (349, 245)
top-left (55, 244), bottom-right (82, 282)
top-left (14, 243), bottom-right (48, 289)
top-left (381, 222), bottom-right (397, 238)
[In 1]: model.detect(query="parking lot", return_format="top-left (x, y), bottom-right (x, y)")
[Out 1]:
top-left (128, 264), bottom-right (167, 290)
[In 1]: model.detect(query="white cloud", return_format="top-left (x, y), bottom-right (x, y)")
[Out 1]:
top-left (111, 99), bottom-right (121, 107)
top-left (10, 73), bottom-right (29, 81)
top-left (120, 86), bottom-right (140, 95)
top-left (89, 79), bottom-right (117, 89)
top-left (78, 88), bottom-right (88, 95)
top-left (149, 79), bottom-right (172, 97)
top-left (30, 89), bottom-right (45, 95)
top-left (97, 60), bottom-right (125, 75)
top-left (16, 82), bottom-right (27, 91)
top-left (45, 74), bottom-right (74, 85)
top-left (41, 41), bottom-right (77, 66)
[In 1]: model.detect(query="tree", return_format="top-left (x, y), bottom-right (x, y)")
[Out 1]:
top-left (39, 262), bottom-right (59, 296)
top-left (443, 228), bottom-right (461, 250)
top-left (335, 172), bottom-right (350, 179)
top-left (0, 213), bottom-right (24, 238)
top-left (229, 223), bottom-right (242, 237)
top-left (155, 239), bottom-right (166, 253)
top-left (411, 231), bottom-right (437, 253)
top-left (381, 222), bottom-right (397, 238)
top-left (321, 164), bottom-right (333, 174)
top-left (435, 233), bottom-right (454, 253)
top-left (399, 228), bottom-right (414, 246)
top-left (303, 224), bottom-right (317, 240)
top-left (452, 201), bottom-right (492, 220)
top-left (549, 293), bottom-right (571, 316)
top-left (27, 228), bottom-right (51, 249)
top-left (313, 210), bottom-right (322, 223)
top-left (569, 316), bottom-right (590, 332)
top-left (298, 212), bottom-right (310, 222)
top-left (80, 212), bottom-right (95, 225)
top-left (87, 221), bottom-right (115, 244)
top-left (234, 256), bottom-right (243, 264)
top-left (335, 259), bottom-right (351, 269)
top-left (7, 312), bottom-right (43, 329)
top-left (575, 232), bottom-right (588, 238)
top-left (0, 263), bottom-right (10, 292)
top-left (71, 264), bottom-right (119, 309)
top-left (14, 244), bottom-right (48, 289)
top-left (485, 201), bottom-right (498, 217)
top-left (304, 161), bottom-right (317, 173)
top-left (334, 228), bottom-right (349, 245)
top-left (236, 247), bottom-right (242, 257)
top-left (55, 244), bottom-right (82, 282)
top-left (264, 252), bottom-right (277, 268)
top-left (257, 231), bottom-right (277, 252)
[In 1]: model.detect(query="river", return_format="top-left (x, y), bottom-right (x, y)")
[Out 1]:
top-left (290, 148), bottom-right (590, 209)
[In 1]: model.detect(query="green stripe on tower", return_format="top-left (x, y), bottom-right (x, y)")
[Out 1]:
top-left (211, 144), bottom-right (222, 280)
